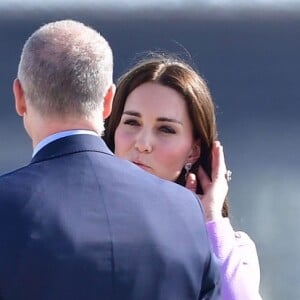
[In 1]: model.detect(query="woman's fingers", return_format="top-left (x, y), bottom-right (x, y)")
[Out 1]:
top-left (185, 141), bottom-right (230, 221)
top-left (212, 141), bottom-right (227, 181)
top-left (197, 141), bottom-right (229, 221)
top-left (185, 172), bottom-right (197, 193)
top-left (197, 165), bottom-right (211, 193)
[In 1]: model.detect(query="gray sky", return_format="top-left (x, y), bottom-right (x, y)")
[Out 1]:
top-left (1, 0), bottom-right (300, 10)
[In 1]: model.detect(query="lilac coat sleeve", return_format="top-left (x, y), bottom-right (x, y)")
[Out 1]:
top-left (206, 218), bottom-right (262, 300)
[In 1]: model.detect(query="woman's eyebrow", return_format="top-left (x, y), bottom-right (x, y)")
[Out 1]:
top-left (123, 111), bottom-right (182, 125)
top-left (157, 117), bottom-right (183, 125)
top-left (123, 110), bottom-right (141, 117)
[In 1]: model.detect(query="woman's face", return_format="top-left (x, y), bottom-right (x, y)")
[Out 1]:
top-left (114, 82), bottom-right (199, 181)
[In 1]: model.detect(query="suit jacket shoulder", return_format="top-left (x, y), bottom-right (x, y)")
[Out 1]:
top-left (0, 134), bottom-right (220, 300)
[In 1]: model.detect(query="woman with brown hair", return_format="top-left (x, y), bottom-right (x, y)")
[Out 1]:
top-left (104, 54), bottom-right (261, 299)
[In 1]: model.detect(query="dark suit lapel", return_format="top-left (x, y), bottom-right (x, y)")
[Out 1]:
top-left (31, 134), bottom-right (113, 164)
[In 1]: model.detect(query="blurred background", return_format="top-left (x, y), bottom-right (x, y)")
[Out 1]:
top-left (1, 1), bottom-right (299, 299)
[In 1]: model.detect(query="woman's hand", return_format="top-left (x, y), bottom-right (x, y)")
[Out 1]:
top-left (185, 141), bottom-right (229, 221)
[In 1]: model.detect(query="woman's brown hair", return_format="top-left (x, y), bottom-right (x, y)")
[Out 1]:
top-left (104, 54), bottom-right (229, 217)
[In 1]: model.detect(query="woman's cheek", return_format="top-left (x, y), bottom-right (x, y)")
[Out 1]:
top-left (114, 130), bottom-right (131, 155)
top-left (156, 148), bottom-right (185, 181)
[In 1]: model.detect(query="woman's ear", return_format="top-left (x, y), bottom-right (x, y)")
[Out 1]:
top-left (187, 140), bottom-right (201, 164)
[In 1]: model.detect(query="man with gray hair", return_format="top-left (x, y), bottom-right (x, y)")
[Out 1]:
top-left (0, 20), bottom-right (220, 299)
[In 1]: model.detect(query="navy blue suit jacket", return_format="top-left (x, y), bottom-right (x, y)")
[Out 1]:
top-left (0, 134), bottom-right (220, 300)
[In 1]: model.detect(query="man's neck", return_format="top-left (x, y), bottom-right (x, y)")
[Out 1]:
top-left (32, 129), bottom-right (100, 158)
top-left (30, 118), bottom-right (103, 148)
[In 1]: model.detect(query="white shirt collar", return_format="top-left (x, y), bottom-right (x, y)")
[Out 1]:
top-left (32, 129), bottom-right (98, 158)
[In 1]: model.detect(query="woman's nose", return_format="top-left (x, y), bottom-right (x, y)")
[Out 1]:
top-left (134, 133), bottom-right (153, 153)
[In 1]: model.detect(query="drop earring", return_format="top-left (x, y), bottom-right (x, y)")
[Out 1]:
top-left (184, 162), bottom-right (192, 180)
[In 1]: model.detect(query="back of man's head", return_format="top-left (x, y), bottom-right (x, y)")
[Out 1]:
top-left (17, 20), bottom-right (113, 121)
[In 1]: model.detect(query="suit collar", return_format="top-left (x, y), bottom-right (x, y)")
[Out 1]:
top-left (31, 134), bottom-right (113, 164)
top-left (32, 130), bottom-right (99, 158)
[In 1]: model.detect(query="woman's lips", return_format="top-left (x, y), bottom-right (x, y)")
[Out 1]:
top-left (133, 161), bottom-right (152, 170)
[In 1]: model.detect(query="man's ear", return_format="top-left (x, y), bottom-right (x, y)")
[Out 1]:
top-left (187, 141), bottom-right (201, 164)
top-left (103, 83), bottom-right (115, 119)
top-left (13, 79), bottom-right (27, 117)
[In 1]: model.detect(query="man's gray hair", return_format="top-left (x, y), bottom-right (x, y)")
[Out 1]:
top-left (17, 20), bottom-right (113, 118)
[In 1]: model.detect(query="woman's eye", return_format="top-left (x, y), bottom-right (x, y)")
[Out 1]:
top-left (123, 119), bottom-right (140, 126)
top-left (159, 126), bottom-right (176, 134)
